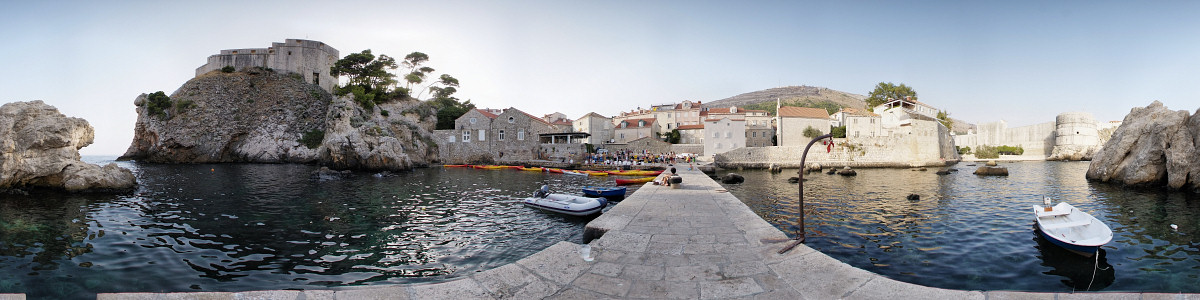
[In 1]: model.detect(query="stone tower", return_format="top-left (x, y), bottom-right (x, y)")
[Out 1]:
top-left (1049, 112), bottom-right (1101, 160)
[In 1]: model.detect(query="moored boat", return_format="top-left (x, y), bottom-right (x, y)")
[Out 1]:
top-left (582, 186), bottom-right (626, 200)
top-left (607, 170), bottom-right (663, 176)
top-left (523, 185), bottom-right (607, 216)
top-left (546, 168), bottom-right (564, 174)
top-left (472, 165), bottom-right (505, 170)
top-left (615, 177), bottom-right (656, 185)
top-left (563, 170), bottom-right (589, 176)
top-left (1033, 197), bottom-right (1113, 257)
top-left (518, 167), bottom-right (545, 172)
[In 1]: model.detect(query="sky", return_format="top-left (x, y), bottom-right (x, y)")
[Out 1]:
top-left (3, 1), bottom-right (1199, 155)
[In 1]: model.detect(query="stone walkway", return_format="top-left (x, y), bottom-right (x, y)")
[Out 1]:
top-left (1, 168), bottom-right (1187, 299)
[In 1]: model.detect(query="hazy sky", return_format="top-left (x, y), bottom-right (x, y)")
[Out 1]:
top-left (3, 1), bottom-right (1198, 155)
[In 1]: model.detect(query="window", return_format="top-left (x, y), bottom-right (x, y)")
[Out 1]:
top-left (508, 116), bottom-right (515, 123)
top-left (870, 118), bottom-right (875, 124)
top-left (716, 143), bottom-right (722, 149)
top-left (638, 120), bottom-right (645, 127)
top-left (753, 132), bottom-right (757, 137)
top-left (478, 129), bottom-right (486, 141)
top-left (463, 130), bottom-right (470, 142)
top-left (725, 132), bottom-right (731, 138)
top-left (499, 130), bottom-right (505, 141)
top-left (518, 129), bottom-right (525, 140)
top-left (313, 72), bottom-right (319, 85)
top-left (288, 51), bottom-right (292, 55)
top-left (712, 132), bottom-right (719, 138)
top-left (470, 117), bottom-right (477, 124)
top-left (449, 135), bottom-right (456, 143)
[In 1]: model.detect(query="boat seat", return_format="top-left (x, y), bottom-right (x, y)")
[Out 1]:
top-left (1035, 207), bottom-right (1071, 218)
top-left (1041, 220), bottom-right (1090, 230)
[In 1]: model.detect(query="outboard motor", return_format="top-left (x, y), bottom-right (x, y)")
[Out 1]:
top-left (534, 185), bottom-right (550, 198)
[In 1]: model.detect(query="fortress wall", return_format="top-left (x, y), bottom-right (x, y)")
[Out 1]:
top-left (717, 119), bottom-right (958, 168)
top-left (195, 39), bottom-right (340, 93)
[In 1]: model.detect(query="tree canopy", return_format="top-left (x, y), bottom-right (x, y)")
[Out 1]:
top-left (330, 50), bottom-right (461, 113)
top-left (865, 82), bottom-right (917, 109)
top-left (936, 110), bottom-right (952, 130)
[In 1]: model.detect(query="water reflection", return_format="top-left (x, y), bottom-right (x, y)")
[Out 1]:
top-left (0, 161), bottom-right (627, 299)
top-left (721, 161), bottom-right (1200, 292)
top-left (1032, 227), bottom-right (1114, 291)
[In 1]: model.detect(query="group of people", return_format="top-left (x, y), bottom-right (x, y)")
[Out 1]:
top-left (582, 150), bottom-right (696, 166)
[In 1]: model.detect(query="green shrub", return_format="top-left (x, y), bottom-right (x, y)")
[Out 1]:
top-left (957, 146), bottom-right (971, 155)
top-left (802, 126), bottom-right (822, 138)
top-left (997, 145), bottom-right (1024, 155)
top-left (831, 125), bottom-right (847, 138)
top-left (380, 109), bottom-right (389, 117)
top-left (145, 91), bottom-right (172, 119)
top-left (975, 145), bottom-right (998, 159)
top-left (299, 129), bottom-right (325, 149)
top-left (220, 66), bottom-right (235, 73)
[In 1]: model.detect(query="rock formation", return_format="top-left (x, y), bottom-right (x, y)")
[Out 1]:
top-left (120, 68), bottom-right (439, 171)
top-left (1086, 101), bottom-right (1200, 191)
top-left (0, 101), bottom-right (136, 192)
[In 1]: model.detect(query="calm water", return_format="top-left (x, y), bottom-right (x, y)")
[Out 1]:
top-left (719, 161), bottom-right (1200, 292)
top-left (0, 158), bottom-right (632, 299)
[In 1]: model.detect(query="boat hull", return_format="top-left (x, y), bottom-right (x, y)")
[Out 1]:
top-left (1035, 225), bottom-right (1101, 257)
top-left (582, 186), bottom-right (626, 200)
top-left (523, 194), bottom-right (607, 216)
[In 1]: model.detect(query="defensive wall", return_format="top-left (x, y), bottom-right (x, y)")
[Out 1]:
top-left (195, 39), bottom-right (340, 93)
top-left (716, 119), bottom-right (959, 168)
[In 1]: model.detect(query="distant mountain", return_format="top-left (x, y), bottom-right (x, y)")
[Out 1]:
top-left (705, 86), bottom-right (868, 112)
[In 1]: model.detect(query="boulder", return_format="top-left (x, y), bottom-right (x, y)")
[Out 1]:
top-left (720, 173), bottom-right (745, 184)
top-left (906, 194), bottom-right (920, 201)
top-left (0, 101), bottom-right (136, 192)
top-left (837, 167), bottom-right (857, 176)
top-left (826, 168), bottom-right (836, 175)
top-left (974, 166), bottom-right (1009, 176)
top-left (986, 160), bottom-right (998, 167)
top-left (787, 176), bottom-right (807, 183)
top-left (1086, 101), bottom-right (1200, 191)
top-left (935, 169), bottom-right (951, 175)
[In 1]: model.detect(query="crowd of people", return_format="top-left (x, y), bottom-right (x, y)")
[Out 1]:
top-left (582, 149), bottom-right (696, 166)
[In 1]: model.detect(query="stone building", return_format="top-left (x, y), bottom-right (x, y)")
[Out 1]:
top-left (776, 106), bottom-right (830, 147)
top-left (436, 107), bottom-right (561, 163)
top-left (614, 118), bottom-right (658, 143)
top-left (704, 117), bottom-right (746, 157)
top-left (573, 112), bottom-right (614, 144)
top-left (195, 39), bottom-right (340, 93)
top-left (677, 124), bottom-right (705, 145)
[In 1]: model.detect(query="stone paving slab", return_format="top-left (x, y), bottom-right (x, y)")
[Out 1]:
top-left (0, 294), bottom-right (23, 300)
top-left (95, 166), bottom-right (1200, 299)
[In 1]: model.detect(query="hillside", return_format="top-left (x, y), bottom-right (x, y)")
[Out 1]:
top-left (121, 67), bottom-right (439, 170)
top-left (705, 86), bottom-right (868, 114)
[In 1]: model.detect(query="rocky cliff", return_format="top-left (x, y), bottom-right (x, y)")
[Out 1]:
top-left (120, 68), bottom-right (439, 170)
top-left (1086, 101), bottom-right (1200, 191)
top-left (0, 101), bottom-right (136, 192)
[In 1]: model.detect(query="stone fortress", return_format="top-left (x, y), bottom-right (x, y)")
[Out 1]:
top-left (953, 112), bottom-right (1119, 160)
top-left (194, 39), bottom-right (340, 93)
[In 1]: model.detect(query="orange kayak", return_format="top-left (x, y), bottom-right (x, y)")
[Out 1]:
top-left (615, 177), bottom-right (656, 185)
top-left (547, 168), bottom-right (564, 174)
top-left (473, 165), bottom-right (505, 170)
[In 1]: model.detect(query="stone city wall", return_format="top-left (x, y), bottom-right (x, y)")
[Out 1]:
top-left (195, 39), bottom-right (340, 93)
top-left (955, 121), bottom-right (1055, 156)
top-left (717, 119), bottom-right (958, 168)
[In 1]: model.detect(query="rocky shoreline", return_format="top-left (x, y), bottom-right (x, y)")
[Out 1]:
top-left (0, 101), bottom-right (136, 192)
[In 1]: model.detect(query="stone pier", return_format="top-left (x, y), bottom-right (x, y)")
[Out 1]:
top-left (84, 167), bottom-right (1198, 299)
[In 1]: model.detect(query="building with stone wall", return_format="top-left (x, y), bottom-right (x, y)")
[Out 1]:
top-left (703, 117), bottom-right (746, 158)
top-left (195, 39), bottom-right (340, 93)
top-left (573, 112), bottom-right (614, 144)
top-left (614, 118), bottom-right (657, 143)
top-left (777, 106), bottom-right (831, 147)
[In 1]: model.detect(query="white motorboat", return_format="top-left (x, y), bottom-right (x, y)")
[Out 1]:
top-left (523, 185), bottom-right (607, 216)
top-left (1033, 197), bottom-right (1113, 257)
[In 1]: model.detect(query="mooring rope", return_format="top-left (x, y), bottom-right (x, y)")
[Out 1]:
top-left (1087, 249), bottom-right (1099, 291)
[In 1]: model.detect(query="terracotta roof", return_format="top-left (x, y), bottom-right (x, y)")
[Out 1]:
top-left (474, 108), bottom-right (499, 119)
top-left (705, 108), bottom-right (733, 114)
top-left (704, 118), bottom-right (745, 122)
top-left (778, 106), bottom-right (829, 119)
top-left (618, 118), bottom-right (656, 128)
top-left (677, 124), bottom-right (705, 130)
top-left (837, 107), bottom-right (878, 117)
